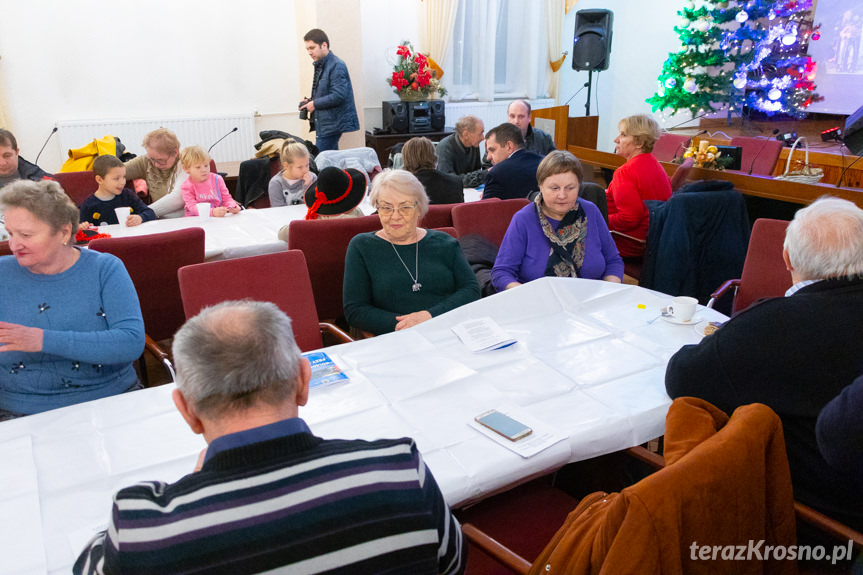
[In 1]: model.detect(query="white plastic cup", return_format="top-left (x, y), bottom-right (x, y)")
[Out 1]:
top-left (197, 203), bottom-right (211, 220)
top-left (667, 296), bottom-right (698, 322)
top-left (114, 207), bottom-right (131, 227)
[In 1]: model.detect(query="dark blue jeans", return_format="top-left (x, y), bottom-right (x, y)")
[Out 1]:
top-left (316, 132), bottom-right (342, 152)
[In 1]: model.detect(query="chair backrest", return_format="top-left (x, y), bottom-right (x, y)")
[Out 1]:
top-left (733, 218), bottom-right (793, 314)
top-left (178, 250), bottom-right (324, 352)
top-left (89, 228), bottom-right (206, 341)
top-left (433, 226), bottom-right (458, 239)
top-left (53, 171), bottom-right (98, 207)
top-left (0, 241), bottom-right (11, 257)
top-left (669, 157), bottom-right (694, 191)
top-left (420, 203), bottom-right (456, 228)
top-left (730, 136), bottom-right (783, 176)
top-left (452, 198), bottom-right (529, 247)
top-left (287, 214), bottom-right (383, 321)
top-left (578, 182), bottom-right (608, 224)
top-left (651, 133), bottom-right (689, 162)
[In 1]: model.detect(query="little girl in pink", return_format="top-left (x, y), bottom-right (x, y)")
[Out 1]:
top-left (179, 146), bottom-right (241, 217)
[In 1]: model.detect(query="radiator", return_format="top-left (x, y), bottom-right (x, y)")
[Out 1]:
top-left (444, 99), bottom-right (555, 129)
top-left (56, 113), bottom-right (257, 164)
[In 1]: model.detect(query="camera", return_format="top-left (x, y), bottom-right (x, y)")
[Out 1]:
top-left (299, 99), bottom-right (309, 120)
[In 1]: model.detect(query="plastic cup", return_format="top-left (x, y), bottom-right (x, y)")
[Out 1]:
top-left (197, 203), bottom-right (211, 220)
top-left (114, 207), bottom-right (131, 227)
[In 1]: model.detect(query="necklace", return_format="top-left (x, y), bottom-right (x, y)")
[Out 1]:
top-left (388, 236), bottom-right (421, 292)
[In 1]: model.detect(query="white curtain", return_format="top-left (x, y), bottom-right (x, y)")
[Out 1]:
top-left (420, 0), bottom-right (458, 72)
top-left (545, 0), bottom-right (565, 101)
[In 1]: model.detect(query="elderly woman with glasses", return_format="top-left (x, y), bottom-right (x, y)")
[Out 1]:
top-left (343, 169), bottom-right (480, 335)
top-left (124, 128), bottom-right (185, 218)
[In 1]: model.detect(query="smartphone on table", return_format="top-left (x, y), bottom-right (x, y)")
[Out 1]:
top-left (474, 409), bottom-right (532, 442)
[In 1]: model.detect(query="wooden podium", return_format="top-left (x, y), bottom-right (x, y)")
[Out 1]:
top-left (530, 105), bottom-right (599, 150)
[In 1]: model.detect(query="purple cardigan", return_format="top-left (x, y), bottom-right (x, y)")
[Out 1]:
top-left (491, 199), bottom-right (624, 292)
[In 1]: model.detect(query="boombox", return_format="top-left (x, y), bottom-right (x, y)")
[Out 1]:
top-left (382, 100), bottom-right (445, 134)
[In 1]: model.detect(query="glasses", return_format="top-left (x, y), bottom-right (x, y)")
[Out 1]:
top-left (377, 204), bottom-right (417, 217)
top-left (148, 151), bottom-right (176, 168)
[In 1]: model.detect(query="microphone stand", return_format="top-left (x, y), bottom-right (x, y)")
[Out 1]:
top-left (35, 127), bottom-right (58, 166)
top-left (747, 130), bottom-right (779, 175)
top-left (208, 127), bottom-right (238, 154)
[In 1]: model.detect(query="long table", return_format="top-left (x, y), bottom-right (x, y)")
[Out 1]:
top-left (0, 277), bottom-right (725, 574)
top-left (94, 189), bottom-right (484, 261)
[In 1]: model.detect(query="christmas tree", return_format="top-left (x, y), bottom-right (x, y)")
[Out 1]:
top-left (647, 0), bottom-right (822, 119)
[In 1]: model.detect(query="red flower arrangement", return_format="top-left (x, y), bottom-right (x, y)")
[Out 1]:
top-left (387, 41), bottom-right (445, 100)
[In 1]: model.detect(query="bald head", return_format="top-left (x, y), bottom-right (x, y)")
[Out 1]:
top-left (507, 100), bottom-right (532, 137)
top-left (784, 197), bottom-right (863, 283)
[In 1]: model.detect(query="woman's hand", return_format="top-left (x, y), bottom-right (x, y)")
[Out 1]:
top-left (603, 275), bottom-right (622, 283)
top-left (212, 206), bottom-right (228, 217)
top-left (505, 282), bottom-right (522, 290)
top-left (0, 322), bottom-right (44, 353)
top-left (395, 310), bottom-right (432, 331)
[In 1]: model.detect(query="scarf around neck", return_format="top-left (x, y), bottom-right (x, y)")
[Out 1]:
top-left (534, 193), bottom-right (588, 279)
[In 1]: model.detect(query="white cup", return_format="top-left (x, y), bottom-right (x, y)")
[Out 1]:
top-left (114, 207), bottom-right (131, 227)
top-left (667, 296), bottom-right (698, 322)
top-left (197, 203), bottom-right (211, 220)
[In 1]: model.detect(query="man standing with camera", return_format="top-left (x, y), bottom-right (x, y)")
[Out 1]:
top-left (300, 29), bottom-right (359, 152)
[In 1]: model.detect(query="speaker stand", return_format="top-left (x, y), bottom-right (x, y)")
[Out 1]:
top-left (585, 70), bottom-right (593, 116)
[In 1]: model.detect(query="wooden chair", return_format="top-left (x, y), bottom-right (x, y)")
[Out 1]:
top-left (286, 214), bottom-right (382, 322)
top-left (707, 218), bottom-right (792, 314)
top-left (89, 228), bottom-right (206, 383)
top-left (0, 241), bottom-right (11, 257)
top-left (420, 203), bottom-right (457, 229)
top-left (651, 133), bottom-right (690, 162)
top-left (451, 198), bottom-right (529, 247)
top-left (178, 250), bottom-right (352, 352)
top-left (730, 136), bottom-right (783, 176)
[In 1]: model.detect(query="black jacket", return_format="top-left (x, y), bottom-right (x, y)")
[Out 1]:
top-left (415, 169), bottom-right (464, 204)
top-left (482, 149), bottom-right (543, 200)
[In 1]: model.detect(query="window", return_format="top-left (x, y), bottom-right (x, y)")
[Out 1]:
top-left (445, 0), bottom-right (549, 102)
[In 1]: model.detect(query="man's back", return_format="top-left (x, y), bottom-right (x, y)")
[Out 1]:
top-left (483, 149), bottom-right (544, 200)
top-left (75, 433), bottom-right (464, 575)
top-left (666, 276), bottom-right (863, 528)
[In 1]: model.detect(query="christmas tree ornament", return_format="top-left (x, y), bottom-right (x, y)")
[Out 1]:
top-left (736, 10), bottom-right (748, 23)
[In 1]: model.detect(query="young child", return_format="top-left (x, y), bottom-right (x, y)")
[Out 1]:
top-left (79, 155), bottom-right (156, 227)
top-left (268, 141), bottom-right (317, 207)
top-left (179, 146), bottom-right (241, 217)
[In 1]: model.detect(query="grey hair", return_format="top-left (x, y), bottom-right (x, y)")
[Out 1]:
top-left (0, 179), bottom-right (79, 242)
top-left (369, 168), bottom-right (430, 218)
top-left (455, 115), bottom-right (482, 138)
top-left (784, 196), bottom-right (863, 281)
top-left (172, 300), bottom-right (303, 418)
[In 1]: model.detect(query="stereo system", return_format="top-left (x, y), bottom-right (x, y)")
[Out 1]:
top-left (381, 100), bottom-right (445, 134)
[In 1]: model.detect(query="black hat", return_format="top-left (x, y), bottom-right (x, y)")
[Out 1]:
top-left (304, 167), bottom-right (366, 220)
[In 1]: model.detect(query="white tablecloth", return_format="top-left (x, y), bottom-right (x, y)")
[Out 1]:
top-left (94, 189), bottom-right (482, 261)
top-left (0, 277), bottom-right (724, 573)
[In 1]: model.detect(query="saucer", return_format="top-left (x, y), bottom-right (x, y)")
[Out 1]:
top-left (661, 314), bottom-right (701, 325)
top-left (694, 320), bottom-right (724, 337)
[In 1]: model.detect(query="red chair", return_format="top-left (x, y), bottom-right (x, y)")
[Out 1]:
top-left (651, 133), bottom-right (689, 162)
top-left (287, 214), bottom-right (383, 322)
top-left (669, 157), bottom-right (694, 191)
top-left (420, 203), bottom-right (456, 229)
top-left (730, 136), bottom-right (783, 176)
top-left (53, 171), bottom-right (98, 207)
top-left (0, 241), bottom-right (11, 257)
top-left (178, 250), bottom-right (352, 352)
top-left (89, 228), bottom-right (206, 383)
top-left (433, 226), bottom-right (458, 239)
top-left (451, 198), bottom-right (529, 247)
top-left (707, 218), bottom-right (792, 314)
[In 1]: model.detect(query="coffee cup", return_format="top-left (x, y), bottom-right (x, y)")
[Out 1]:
top-left (667, 296), bottom-right (698, 322)
top-left (114, 207), bottom-right (131, 227)
top-left (197, 203), bottom-right (211, 220)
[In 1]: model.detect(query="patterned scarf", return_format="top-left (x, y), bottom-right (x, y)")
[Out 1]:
top-left (535, 193), bottom-right (588, 279)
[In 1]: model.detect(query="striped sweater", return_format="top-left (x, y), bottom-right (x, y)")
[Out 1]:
top-left (74, 432), bottom-right (464, 574)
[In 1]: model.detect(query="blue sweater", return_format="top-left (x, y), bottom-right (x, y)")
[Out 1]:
top-left (0, 249), bottom-right (144, 414)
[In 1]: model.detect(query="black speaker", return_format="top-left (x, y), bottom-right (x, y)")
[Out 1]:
top-left (572, 9), bottom-right (613, 71)
top-left (382, 101), bottom-right (409, 134)
top-left (844, 103), bottom-right (863, 155)
top-left (429, 100), bottom-right (445, 132)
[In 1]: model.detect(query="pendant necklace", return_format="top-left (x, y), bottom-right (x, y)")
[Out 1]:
top-left (389, 236), bottom-right (421, 292)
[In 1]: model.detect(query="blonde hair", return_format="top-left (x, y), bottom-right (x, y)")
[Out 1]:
top-left (618, 114), bottom-right (661, 153)
top-left (369, 169), bottom-right (429, 218)
top-left (179, 146), bottom-right (211, 170)
top-left (280, 141), bottom-right (310, 165)
top-left (142, 128), bottom-right (180, 155)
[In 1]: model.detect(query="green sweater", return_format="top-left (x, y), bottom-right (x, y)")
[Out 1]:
top-left (344, 230), bottom-right (480, 335)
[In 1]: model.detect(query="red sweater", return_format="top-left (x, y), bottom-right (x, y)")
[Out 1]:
top-left (605, 153), bottom-right (671, 257)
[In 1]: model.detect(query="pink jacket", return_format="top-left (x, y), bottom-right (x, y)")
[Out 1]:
top-left (182, 173), bottom-right (238, 216)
